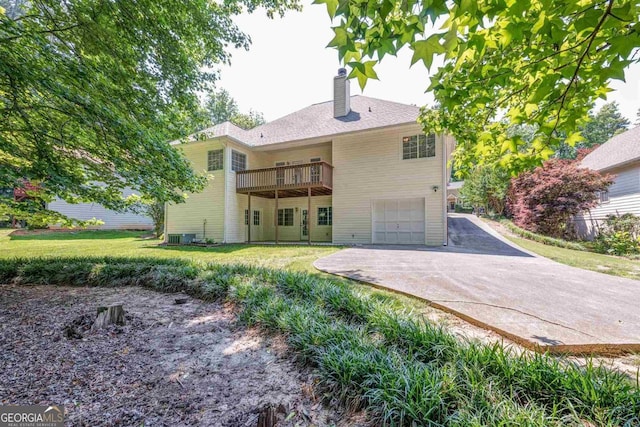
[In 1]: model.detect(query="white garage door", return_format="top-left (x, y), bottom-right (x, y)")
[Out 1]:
top-left (372, 198), bottom-right (425, 244)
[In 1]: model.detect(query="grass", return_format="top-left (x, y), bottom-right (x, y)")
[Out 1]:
top-left (1, 256), bottom-right (639, 426)
top-left (480, 221), bottom-right (640, 280)
top-left (0, 229), bottom-right (340, 273)
top-left (507, 236), bottom-right (640, 279)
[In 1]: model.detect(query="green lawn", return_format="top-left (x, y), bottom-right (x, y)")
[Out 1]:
top-left (0, 229), bottom-right (340, 273)
top-left (505, 235), bottom-right (640, 279)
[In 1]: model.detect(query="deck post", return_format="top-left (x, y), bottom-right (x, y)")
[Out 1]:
top-left (275, 190), bottom-right (279, 244)
top-left (307, 187), bottom-right (311, 245)
top-left (247, 192), bottom-right (251, 244)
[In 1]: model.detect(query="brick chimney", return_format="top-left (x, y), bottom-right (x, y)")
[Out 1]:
top-left (333, 68), bottom-right (350, 118)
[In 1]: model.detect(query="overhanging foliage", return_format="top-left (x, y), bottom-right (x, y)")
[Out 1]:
top-left (0, 0), bottom-right (298, 224)
top-left (319, 0), bottom-right (640, 173)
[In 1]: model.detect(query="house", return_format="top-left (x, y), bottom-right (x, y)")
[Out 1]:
top-left (48, 188), bottom-right (153, 230)
top-left (446, 181), bottom-right (464, 211)
top-left (165, 69), bottom-right (453, 245)
top-left (575, 126), bottom-right (640, 238)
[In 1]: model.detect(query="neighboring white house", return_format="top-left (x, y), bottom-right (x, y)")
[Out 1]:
top-left (575, 126), bottom-right (640, 238)
top-left (164, 69), bottom-right (453, 246)
top-left (48, 188), bottom-right (153, 230)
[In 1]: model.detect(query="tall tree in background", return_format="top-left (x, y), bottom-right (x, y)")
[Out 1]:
top-left (580, 102), bottom-right (630, 147)
top-left (460, 165), bottom-right (510, 216)
top-left (321, 0), bottom-right (640, 175)
top-left (0, 0), bottom-right (297, 225)
top-left (203, 89), bottom-right (266, 130)
top-left (557, 102), bottom-right (630, 158)
top-left (635, 108), bottom-right (640, 126)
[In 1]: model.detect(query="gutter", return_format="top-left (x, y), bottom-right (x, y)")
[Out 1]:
top-left (442, 135), bottom-right (448, 246)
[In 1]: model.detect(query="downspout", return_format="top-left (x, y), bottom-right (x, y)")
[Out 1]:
top-left (442, 135), bottom-right (448, 246)
top-left (222, 141), bottom-right (228, 243)
top-left (163, 202), bottom-right (168, 242)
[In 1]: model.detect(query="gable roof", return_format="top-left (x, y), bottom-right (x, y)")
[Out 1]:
top-left (580, 126), bottom-right (640, 171)
top-left (173, 95), bottom-right (420, 148)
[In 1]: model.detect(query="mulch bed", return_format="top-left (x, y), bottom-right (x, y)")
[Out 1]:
top-left (0, 284), bottom-right (367, 426)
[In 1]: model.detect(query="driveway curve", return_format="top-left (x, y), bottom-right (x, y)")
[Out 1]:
top-left (314, 214), bottom-right (640, 354)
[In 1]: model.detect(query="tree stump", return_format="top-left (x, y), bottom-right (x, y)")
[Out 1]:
top-left (92, 304), bottom-right (125, 330)
top-left (256, 405), bottom-right (277, 427)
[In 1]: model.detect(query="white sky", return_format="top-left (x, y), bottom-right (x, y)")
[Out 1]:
top-left (218, 4), bottom-right (640, 123)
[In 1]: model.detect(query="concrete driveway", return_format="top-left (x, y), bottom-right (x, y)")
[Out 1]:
top-left (314, 214), bottom-right (640, 353)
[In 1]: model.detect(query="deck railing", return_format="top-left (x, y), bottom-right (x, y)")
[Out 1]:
top-left (236, 161), bottom-right (333, 193)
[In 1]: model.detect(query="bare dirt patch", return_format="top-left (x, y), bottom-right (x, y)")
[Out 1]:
top-left (0, 284), bottom-right (367, 426)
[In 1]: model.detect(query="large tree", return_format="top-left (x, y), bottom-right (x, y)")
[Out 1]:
top-left (556, 102), bottom-right (630, 158)
top-left (203, 88), bottom-right (266, 130)
top-left (460, 165), bottom-right (510, 216)
top-left (580, 102), bottom-right (630, 147)
top-left (320, 0), bottom-right (640, 174)
top-left (0, 0), bottom-right (297, 225)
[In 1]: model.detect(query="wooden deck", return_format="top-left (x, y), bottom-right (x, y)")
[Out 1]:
top-left (236, 161), bottom-right (333, 198)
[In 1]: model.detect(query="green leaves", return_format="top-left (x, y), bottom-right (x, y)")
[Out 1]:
top-left (321, 0), bottom-right (640, 174)
top-left (312, 0), bottom-right (339, 19)
top-left (1, 0), bottom-right (299, 222)
top-left (411, 34), bottom-right (446, 70)
top-left (347, 60), bottom-right (379, 90)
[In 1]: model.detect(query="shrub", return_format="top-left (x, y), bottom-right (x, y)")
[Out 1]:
top-left (502, 220), bottom-right (587, 251)
top-left (1, 257), bottom-right (639, 425)
top-left (454, 204), bottom-right (473, 214)
top-left (507, 159), bottom-right (613, 239)
top-left (593, 214), bottom-right (640, 255)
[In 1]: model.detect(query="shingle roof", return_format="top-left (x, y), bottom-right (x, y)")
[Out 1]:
top-left (172, 95), bottom-right (420, 147)
top-left (172, 121), bottom-right (248, 145)
top-left (447, 181), bottom-right (464, 190)
top-left (580, 126), bottom-right (640, 171)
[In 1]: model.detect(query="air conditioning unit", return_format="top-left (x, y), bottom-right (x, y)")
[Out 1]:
top-left (167, 234), bottom-right (197, 244)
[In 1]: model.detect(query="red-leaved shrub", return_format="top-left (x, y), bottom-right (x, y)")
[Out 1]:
top-left (507, 159), bottom-right (613, 239)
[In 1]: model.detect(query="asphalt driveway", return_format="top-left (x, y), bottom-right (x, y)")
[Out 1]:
top-left (314, 214), bottom-right (640, 353)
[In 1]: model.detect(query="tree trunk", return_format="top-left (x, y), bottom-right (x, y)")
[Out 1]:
top-left (92, 304), bottom-right (125, 330)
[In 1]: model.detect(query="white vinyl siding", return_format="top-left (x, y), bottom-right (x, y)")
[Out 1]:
top-left (574, 162), bottom-right (640, 239)
top-left (165, 140), bottom-right (226, 241)
top-left (48, 189), bottom-right (153, 230)
top-left (332, 124), bottom-right (446, 246)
